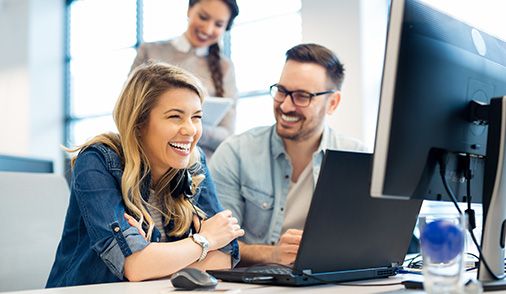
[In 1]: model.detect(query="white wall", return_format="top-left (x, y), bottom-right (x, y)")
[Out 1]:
top-left (301, 0), bottom-right (388, 151)
top-left (0, 0), bottom-right (65, 173)
top-left (0, 0), bottom-right (30, 155)
top-left (359, 0), bottom-right (389, 150)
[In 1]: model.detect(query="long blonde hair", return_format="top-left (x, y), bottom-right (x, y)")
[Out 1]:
top-left (69, 62), bottom-right (207, 239)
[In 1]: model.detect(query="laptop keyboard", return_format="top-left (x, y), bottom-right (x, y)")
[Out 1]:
top-left (246, 266), bottom-right (293, 275)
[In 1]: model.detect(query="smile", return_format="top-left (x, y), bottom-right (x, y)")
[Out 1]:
top-left (169, 142), bottom-right (191, 153)
top-left (281, 114), bottom-right (301, 122)
top-left (196, 31), bottom-right (210, 41)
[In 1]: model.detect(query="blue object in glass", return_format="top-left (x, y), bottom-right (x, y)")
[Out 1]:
top-left (420, 220), bottom-right (464, 263)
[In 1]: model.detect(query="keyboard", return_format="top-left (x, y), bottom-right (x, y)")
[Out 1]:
top-left (244, 266), bottom-right (294, 275)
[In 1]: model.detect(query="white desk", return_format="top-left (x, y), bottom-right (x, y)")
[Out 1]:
top-left (1, 275), bottom-right (425, 294)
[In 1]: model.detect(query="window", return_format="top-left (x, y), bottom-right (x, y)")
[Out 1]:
top-left (66, 0), bottom-right (137, 146)
top-left (142, 0), bottom-right (187, 42)
top-left (65, 0), bottom-right (301, 146)
top-left (232, 0), bottom-right (301, 133)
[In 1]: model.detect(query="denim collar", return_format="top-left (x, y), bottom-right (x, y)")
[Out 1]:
top-left (171, 35), bottom-right (209, 57)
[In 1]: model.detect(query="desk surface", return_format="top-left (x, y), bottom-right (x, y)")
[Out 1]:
top-left (1, 275), bottom-right (425, 294)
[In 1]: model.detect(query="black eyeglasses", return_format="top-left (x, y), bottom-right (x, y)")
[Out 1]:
top-left (269, 84), bottom-right (336, 107)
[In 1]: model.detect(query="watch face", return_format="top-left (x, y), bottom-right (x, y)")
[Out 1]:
top-left (193, 234), bottom-right (208, 247)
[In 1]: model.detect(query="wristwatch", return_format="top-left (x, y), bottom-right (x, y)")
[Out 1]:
top-left (191, 233), bottom-right (209, 262)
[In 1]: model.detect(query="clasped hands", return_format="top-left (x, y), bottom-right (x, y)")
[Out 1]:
top-left (124, 209), bottom-right (244, 251)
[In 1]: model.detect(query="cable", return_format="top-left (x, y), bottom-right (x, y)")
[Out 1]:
top-left (404, 254), bottom-right (421, 267)
top-left (405, 254), bottom-right (423, 269)
top-left (462, 155), bottom-right (505, 280)
top-left (438, 157), bottom-right (462, 214)
top-left (406, 252), bottom-right (480, 272)
top-left (439, 155), bottom-right (506, 280)
top-left (398, 269), bottom-right (422, 275)
top-left (467, 252), bottom-right (480, 261)
top-left (468, 229), bottom-right (505, 280)
top-left (188, 198), bottom-right (202, 233)
top-left (464, 155), bottom-right (477, 231)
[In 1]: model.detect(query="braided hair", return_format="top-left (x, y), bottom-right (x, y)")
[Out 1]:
top-left (189, 0), bottom-right (239, 97)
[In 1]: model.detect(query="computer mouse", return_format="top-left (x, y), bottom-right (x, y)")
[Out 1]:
top-left (170, 267), bottom-right (218, 290)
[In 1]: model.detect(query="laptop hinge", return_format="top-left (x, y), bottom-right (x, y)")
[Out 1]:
top-left (302, 269), bottom-right (313, 275)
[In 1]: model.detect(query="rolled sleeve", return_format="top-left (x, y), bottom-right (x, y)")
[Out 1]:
top-left (97, 226), bottom-right (149, 279)
top-left (218, 240), bottom-right (240, 268)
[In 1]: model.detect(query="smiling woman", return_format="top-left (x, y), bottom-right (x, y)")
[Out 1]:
top-left (46, 62), bottom-right (244, 287)
top-left (140, 87), bottom-right (204, 181)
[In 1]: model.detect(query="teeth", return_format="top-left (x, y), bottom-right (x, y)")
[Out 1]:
top-left (281, 114), bottom-right (301, 122)
top-left (169, 142), bottom-right (191, 152)
top-left (197, 32), bottom-right (209, 40)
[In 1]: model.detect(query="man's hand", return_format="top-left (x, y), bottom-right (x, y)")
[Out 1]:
top-left (272, 229), bottom-right (303, 265)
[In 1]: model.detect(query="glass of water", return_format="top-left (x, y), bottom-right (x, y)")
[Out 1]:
top-left (419, 214), bottom-right (466, 294)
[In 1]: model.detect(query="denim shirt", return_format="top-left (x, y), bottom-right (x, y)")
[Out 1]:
top-left (46, 144), bottom-right (239, 288)
top-left (208, 125), bottom-right (366, 245)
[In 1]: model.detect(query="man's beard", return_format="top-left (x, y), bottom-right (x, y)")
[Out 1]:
top-left (277, 122), bottom-right (320, 142)
top-left (275, 109), bottom-right (325, 142)
top-left (276, 112), bottom-right (311, 141)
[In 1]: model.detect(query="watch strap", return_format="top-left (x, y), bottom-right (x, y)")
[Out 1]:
top-left (191, 234), bottom-right (209, 262)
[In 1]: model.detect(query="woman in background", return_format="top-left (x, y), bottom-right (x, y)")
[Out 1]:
top-left (131, 0), bottom-right (240, 157)
top-left (46, 63), bottom-right (243, 287)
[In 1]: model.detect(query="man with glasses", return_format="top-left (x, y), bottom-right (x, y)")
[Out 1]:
top-left (209, 43), bottom-right (366, 266)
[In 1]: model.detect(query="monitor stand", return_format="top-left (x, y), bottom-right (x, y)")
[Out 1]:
top-left (478, 96), bottom-right (506, 289)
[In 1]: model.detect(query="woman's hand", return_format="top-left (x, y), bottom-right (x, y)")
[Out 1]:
top-left (124, 213), bottom-right (147, 240)
top-left (194, 209), bottom-right (244, 251)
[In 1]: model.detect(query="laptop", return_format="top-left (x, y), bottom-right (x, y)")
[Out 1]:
top-left (208, 150), bottom-right (422, 286)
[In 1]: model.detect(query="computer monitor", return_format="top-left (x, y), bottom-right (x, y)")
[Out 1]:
top-left (371, 0), bottom-right (506, 285)
top-left (0, 154), bottom-right (53, 173)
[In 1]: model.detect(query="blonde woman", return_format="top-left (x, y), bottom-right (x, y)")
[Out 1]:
top-left (46, 63), bottom-right (244, 287)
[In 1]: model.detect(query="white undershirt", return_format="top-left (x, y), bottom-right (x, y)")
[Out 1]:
top-left (147, 189), bottom-right (167, 242)
top-left (280, 163), bottom-right (315, 235)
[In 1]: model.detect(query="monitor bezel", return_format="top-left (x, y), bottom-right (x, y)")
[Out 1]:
top-left (370, 0), bottom-right (407, 199)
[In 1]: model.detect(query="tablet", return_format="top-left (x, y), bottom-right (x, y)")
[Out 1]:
top-left (202, 97), bottom-right (234, 126)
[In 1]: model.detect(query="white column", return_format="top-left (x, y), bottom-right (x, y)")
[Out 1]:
top-left (0, 0), bottom-right (65, 173)
top-left (301, 0), bottom-right (388, 151)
